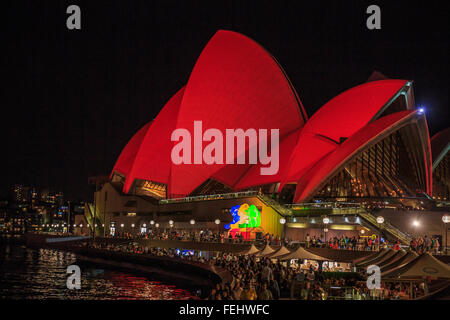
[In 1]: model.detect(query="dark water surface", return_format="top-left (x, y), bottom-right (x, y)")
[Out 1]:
top-left (0, 244), bottom-right (196, 300)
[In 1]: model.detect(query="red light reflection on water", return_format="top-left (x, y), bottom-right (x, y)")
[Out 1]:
top-left (107, 271), bottom-right (198, 300)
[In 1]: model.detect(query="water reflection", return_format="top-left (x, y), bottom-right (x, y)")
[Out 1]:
top-left (0, 245), bottom-right (195, 300)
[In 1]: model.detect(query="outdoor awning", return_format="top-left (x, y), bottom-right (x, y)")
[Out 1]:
top-left (352, 250), bottom-right (380, 264)
top-left (279, 246), bottom-right (329, 261)
top-left (382, 253), bottom-right (450, 280)
top-left (255, 244), bottom-right (276, 257)
top-left (267, 245), bottom-right (291, 259)
top-left (362, 249), bottom-right (397, 267)
top-left (356, 248), bottom-right (392, 267)
top-left (238, 244), bottom-right (260, 255)
top-left (380, 251), bottom-right (418, 274)
top-left (377, 249), bottom-right (407, 269)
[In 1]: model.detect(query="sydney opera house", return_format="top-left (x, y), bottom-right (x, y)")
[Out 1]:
top-left (80, 31), bottom-right (449, 245)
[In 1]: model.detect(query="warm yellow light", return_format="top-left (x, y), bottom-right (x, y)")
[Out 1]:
top-left (286, 223), bottom-right (308, 228)
top-left (329, 224), bottom-right (356, 231)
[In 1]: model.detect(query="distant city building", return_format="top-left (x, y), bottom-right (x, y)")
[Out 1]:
top-left (1, 186), bottom-right (76, 235)
top-left (11, 184), bottom-right (30, 203)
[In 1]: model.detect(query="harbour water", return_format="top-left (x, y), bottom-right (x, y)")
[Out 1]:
top-left (0, 244), bottom-right (196, 300)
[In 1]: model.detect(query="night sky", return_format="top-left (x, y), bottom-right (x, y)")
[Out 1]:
top-left (2, 0), bottom-right (449, 201)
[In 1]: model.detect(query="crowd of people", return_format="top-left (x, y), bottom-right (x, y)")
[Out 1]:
top-left (206, 253), bottom-right (427, 300)
top-left (109, 228), bottom-right (394, 252)
top-left (81, 237), bottom-right (433, 300)
top-left (110, 228), bottom-right (287, 245)
top-left (409, 235), bottom-right (441, 254)
top-left (95, 227), bottom-right (447, 257)
top-left (305, 234), bottom-right (388, 251)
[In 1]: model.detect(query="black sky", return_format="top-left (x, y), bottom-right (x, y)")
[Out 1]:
top-left (2, 0), bottom-right (449, 200)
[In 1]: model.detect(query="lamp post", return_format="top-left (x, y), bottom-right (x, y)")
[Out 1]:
top-left (67, 200), bottom-right (71, 235)
top-left (323, 217), bottom-right (329, 243)
top-left (279, 218), bottom-right (286, 243)
top-left (215, 219), bottom-right (220, 234)
top-left (442, 215), bottom-right (450, 255)
top-left (103, 191), bottom-right (107, 238)
top-left (376, 216), bottom-right (384, 250)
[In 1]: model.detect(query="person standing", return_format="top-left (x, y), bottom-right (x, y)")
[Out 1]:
top-left (232, 281), bottom-right (243, 300)
top-left (434, 237), bottom-right (440, 254)
top-left (261, 263), bottom-right (272, 283)
top-left (425, 236), bottom-right (431, 252)
top-left (240, 282), bottom-right (257, 300)
top-left (306, 269), bottom-right (315, 282)
top-left (269, 278), bottom-right (280, 300)
top-left (258, 282), bottom-right (273, 300)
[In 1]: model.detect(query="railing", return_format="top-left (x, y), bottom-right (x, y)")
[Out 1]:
top-left (286, 202), bottom-right (363, 208)
top-left (286, 209), bottom-right (411, 245)
top-left (286, 202), bottom-right (366, 216)
top-left (159, 190), bottom-right (258, 204)
top-left (359, 212), bottom-right (411, 245)
top-left (257, 193), bottom-right (293, 217)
